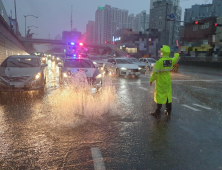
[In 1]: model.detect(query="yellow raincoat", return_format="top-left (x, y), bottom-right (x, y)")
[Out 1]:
top-left (149, 45), bottom-right (180, 104)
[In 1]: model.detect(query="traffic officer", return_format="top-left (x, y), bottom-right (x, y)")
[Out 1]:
top-left (149, 45), bottom-right (180, 116)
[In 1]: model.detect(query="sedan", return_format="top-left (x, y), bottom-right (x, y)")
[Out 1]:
top-left (0, 55), bottom-right (48, 93)
top-left (103, 58), bottom-right (141, 77)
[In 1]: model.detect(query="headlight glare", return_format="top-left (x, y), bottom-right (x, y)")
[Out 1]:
top-left (96, 74), bottom-right (102, 78)
top-left (121, 67), bottom-right (127, 70)
top-left (35, 73), bottom-right (41, 79)
top-left (138, 67), bottom-right (142, 70)
top-left (63, 73), bottom-right (68, 77)
top-left (93, 62), bottom-right (97, 64)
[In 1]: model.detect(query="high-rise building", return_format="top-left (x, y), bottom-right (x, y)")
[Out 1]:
top-left (86, 21), bottom-right (95, 43)
top-left (127, 14), bottom-right (135, 30)
top-left (95, 5), bottom-right (128, 44)
top-left (134, 10), bottom-right (149, 33)
top-left (184, 2), bottom-right (222, 23)
top-left (150, 0), bottom-right (179, 10)
top-left (149, 0), bottom-right (181, 46)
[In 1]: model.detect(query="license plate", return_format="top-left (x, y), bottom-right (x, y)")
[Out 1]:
top-left (10, 82), bottom-right (24, 88)
top-left (15, 85), bottom-right (24, 88)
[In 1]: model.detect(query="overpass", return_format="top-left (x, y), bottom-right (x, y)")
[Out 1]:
top-left (19, 37), bottom-right (110, 49)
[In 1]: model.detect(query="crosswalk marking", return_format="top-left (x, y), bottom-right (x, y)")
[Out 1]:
top-left (182, 104), bottom-right (200, 111)
top-left (192, 104), bottom-right (212, 110)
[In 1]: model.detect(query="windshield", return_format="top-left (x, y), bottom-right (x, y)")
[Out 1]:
top-left (116, 59), bottom-right (132, 64)
top-left (147, 58), bottom-right (156, 62)
top-left (89, 56), bottom-right (101, 60)
top-left (1, 58), bottom-right (40, 67)
top-left (128, 58), bottom-right (139, 62)
top-left (64, 59), bottom-right (94, 68)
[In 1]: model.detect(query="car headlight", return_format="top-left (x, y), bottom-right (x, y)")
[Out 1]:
top-left (57, 57), bottom-right (60, 60)
top-left (151, 63), bottom-right (155, 66)
top-left (121, 67), bottom-right (127, 70)
top-left (42, 58), bottom-right (46, 60)
top-left (93, 62), bottom-right (97, 64)
top-left (35, 73), bottom-right (41, 79)
top-left (63, 73), bottom-right (68, 78)
top-left (96, 74), bottom-right (102, 78)
top-left (138, 67), bottom-right (142, 70)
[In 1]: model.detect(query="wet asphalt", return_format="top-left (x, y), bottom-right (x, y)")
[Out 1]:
top-left (0, 60), bottom-right (222, 170)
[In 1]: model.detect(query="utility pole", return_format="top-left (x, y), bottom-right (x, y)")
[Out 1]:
top-left (71, 5), bottom-right (73, 31)
top-left (14, 0), bottom-right (18, 35)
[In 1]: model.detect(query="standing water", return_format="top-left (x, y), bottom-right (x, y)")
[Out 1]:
top-left (44, 71), bottom-right (118, 128)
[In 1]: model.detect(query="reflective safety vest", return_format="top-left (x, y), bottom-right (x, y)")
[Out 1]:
top-left (149, 53), bottom-right (180, 104)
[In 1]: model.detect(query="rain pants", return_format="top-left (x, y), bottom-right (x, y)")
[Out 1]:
top-left (149, 45), bottom-right (180, 104)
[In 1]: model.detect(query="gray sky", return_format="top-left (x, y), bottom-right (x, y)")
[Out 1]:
top-left (2, 0), bottom-right (209, 39)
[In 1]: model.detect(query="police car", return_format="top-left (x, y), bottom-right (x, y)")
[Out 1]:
top-left (57, 55), bottom-right (102, 89)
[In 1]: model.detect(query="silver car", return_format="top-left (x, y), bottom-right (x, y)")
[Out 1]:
top-left (0, 55), bottom-right (48, 92)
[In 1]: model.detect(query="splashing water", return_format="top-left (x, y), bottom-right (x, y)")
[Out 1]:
top-left (44, 72), bottom-right (117, 128)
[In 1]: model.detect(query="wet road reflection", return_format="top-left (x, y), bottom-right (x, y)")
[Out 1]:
top-left (0, 63), bottom-right (222, 169)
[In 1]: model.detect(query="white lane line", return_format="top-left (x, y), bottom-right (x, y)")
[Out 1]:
top-left (182, 104), bottom-right (200, 111)
top-left (172, 97), bottom-right (178, 99)
top-left (191, 85), bottom-right (207, 90)
top-left (139, 87), bottom-right (148, 91)
top-left (91, 147), bottom-right (106, 170)
top-left (192, 104), bottom-right (212, 110)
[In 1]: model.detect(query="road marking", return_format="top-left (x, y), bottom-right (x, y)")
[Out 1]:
top-left (172, 97), bottom-right (178, 99)
top-left (182, 104), bottom-right (200, 111)
top-left (139, 87), bottom-right (148, 91)
top-left (91, 147), bottom-right (106, 170)
top-left (192, 104), bottom-right (212, 110)
top-left (191, 85), bottom-right (207, 90)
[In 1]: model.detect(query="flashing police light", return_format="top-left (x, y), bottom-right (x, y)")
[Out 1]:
top-left (73, 54), bottom-right (76, 57)
top-left (71, 42), bottom-right (75, 45)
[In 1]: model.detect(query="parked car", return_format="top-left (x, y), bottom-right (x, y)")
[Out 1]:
top-left (0, 55), bottom-right (48, 93)
top-left (139, 58), bottom-right (156, 70)
top-left (103, 58), bottom-right (141, 77)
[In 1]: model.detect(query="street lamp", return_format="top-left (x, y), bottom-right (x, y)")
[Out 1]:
top-left (24, 15), bottom-right (38, 37)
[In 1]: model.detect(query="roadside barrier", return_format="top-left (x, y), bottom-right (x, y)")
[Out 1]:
top-left (171, 64), bottom-right (179, 73)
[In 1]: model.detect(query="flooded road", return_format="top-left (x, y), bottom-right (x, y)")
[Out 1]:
top-left (0, 61), bottom-right (222, 169)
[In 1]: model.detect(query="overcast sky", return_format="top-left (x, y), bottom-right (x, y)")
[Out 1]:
top-left (2, 0), bottom-right (210, 39)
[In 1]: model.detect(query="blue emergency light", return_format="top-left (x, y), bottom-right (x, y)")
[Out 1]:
top-left (71, 42), bottom-right (75, 45)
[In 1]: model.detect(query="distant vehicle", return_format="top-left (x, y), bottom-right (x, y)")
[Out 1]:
top-left (103, 58), bottom-right (141, 77)
top-left (127, 58), bottom-right (146, 70)
top-left (57, 57), bottom-right (102, 90)
top-left (139, 58), bottom-right (156, 70)
top-left (55, 54), bottom-right (65, 64)
top-left (87, 56), bottom-right (107, 71)
top-left (0, 55), bottom-right (48, 93)
top-left (32, 52), bottom-right (47, 64)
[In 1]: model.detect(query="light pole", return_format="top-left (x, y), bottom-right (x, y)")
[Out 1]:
top-left (24, 15), bottom-right (38, 37)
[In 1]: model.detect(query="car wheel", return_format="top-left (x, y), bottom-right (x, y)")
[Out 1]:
top-left (116, 68), bottom-right (120, 77)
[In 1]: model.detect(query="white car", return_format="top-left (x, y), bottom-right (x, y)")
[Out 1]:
top-left (58, 57), bottom-right (102, 90)
top-left (88, 56), bottom-right (107, 71)
top-left (127, 58), bottom-right (146, 70)
top-left (0, 55), bottom-right (48, 92)
top-left (103, 58), bottom-right (141, 77)
top-left (139, 58), bottom-right (156, 70)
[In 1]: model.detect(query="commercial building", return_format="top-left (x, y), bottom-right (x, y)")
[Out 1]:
top-left (112, 28), bottom-right (161, 57)
top-left (86, 21), bottom-right (95, 43)
top-left (95, 5), bottom-right (128, 44)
